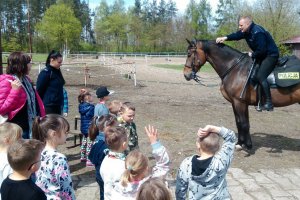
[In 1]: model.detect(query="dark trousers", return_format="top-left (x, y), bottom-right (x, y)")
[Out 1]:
top-left (256, 56), bottom-right (278, 83)
top-left (96, 177), bottom-right (104, 200)
top-left (45, 105), bottom-right (62, 115)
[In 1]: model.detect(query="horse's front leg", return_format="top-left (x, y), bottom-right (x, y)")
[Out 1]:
top-left (232, 100), bottom-right (252, 150)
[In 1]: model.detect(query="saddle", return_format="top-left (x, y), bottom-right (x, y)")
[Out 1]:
top-left (267, 55), bottom-right (300, 88)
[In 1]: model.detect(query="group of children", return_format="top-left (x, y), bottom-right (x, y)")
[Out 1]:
top-left (0, 84), bottom-right (237, 200)
top-left (75, 86), bottom-right (237, 200)
top-left (0, 114), bottom-right (75, 200)
top-left (78, 86), bottom-right (139, 167)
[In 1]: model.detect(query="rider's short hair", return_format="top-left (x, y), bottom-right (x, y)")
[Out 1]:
top-left (239, 15), bottom-right (253, 23)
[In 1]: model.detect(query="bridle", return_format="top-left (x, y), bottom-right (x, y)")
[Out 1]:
top-left (186, 45), bottom-right (207, 85)
top-left (186, 42), bottom-right (247, 83)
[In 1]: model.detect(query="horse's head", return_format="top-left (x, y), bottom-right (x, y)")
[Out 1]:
top-left (183, 39), bottom-right (207, 81)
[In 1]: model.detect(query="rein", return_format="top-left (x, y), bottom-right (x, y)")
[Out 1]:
top-left (219, 53), bottom-right (247, 79)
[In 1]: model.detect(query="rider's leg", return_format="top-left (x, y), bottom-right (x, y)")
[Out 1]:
top-left (256, 56), bottom-right (278, 111)
top-left (260, 80), bottom-right (273, 111)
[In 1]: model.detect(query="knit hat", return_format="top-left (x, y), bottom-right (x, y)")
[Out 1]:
top-left (96, 86), bottom-right (114, 98)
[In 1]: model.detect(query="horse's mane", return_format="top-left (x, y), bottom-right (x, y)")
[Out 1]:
top-left (195, 39), bottom-right (243, 55)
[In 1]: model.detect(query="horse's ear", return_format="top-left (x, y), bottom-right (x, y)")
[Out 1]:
top-left (186, 39), bottom-right (192, 46)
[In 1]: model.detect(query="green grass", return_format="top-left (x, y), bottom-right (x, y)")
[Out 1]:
top-left (151, 63), bottom-right (214, 73)
top-left (31, 54), bottom-right (48, 62)
top-left (2, 53), bottom-right (48, 64)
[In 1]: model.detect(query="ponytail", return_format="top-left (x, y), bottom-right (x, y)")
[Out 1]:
top-left (32, 114), bottom-right (69, 143)
top-left (89, 114), bottom-right (118, 141)
top-left (89, 116), bottom-right (100, 141)
top-left (120, 150), bottom-right (149, 187)
top-left (120, 168), bottom-right (132, 187)
top-left (78, 88), bottom-right (90, 103)
top-left (32, 116), bottom-right (47, 143)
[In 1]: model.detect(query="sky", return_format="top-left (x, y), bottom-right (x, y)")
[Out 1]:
top-left (88, 0), bottom-right (220, 14)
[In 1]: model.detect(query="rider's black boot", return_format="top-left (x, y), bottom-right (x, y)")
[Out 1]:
top-left (261, 80), bottom-right (273, 111)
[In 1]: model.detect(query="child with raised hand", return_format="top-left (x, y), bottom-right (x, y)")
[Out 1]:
top-left (118, 102), bottom-right (138, 152)
top-left (88, 114), bottom-right (118, 200)
top-left (32, 114), bottom-right (75, 200)
top-left (0, 122), bottom-right (22, 199)
top-left (1, 139), bottom-right (46, 200)
top-left (111, 125), bottom-right (170, 200)
top-left (136, 178), bottom-right (172, 200)
top-left (175, 125), bottom-right (237, 200)
top-left (78, 89), bottom-right (95, 166)
top-left (100, 126), bottom-right (128, 200)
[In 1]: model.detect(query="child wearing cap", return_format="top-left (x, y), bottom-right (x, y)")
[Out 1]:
top-left (94, 86), bottom-right (114, 118)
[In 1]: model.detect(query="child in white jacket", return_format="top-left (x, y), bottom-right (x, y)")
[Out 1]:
top-left (111, 125), bottom-right (170, 200)
top-left (100, 126), bottom-right (128, 200)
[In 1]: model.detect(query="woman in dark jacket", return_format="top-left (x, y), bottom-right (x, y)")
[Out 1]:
top-left (36, 50), bottom-right (65, 115)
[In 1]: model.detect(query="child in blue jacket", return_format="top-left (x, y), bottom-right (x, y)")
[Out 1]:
top-left (78, 89), bottom-right (95, 166)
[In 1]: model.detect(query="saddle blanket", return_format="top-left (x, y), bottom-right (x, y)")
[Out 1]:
top-left (269, 55), bottom-right (300, 87)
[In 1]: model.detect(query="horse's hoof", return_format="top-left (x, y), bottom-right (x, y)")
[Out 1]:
top-left (236, 143), bottom-right (253, 155)
top-left (235, 144), bottom-right (243, 151)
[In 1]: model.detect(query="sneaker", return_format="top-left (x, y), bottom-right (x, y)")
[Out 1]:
top-left (86, 160), bottom-right (94, 167)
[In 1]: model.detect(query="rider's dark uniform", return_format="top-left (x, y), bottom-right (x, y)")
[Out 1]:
top-left (226, 22), bottom-right (279, 111)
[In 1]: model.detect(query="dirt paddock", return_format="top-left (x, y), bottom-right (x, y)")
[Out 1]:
top-left (30, 56), bottom-right (300, 179)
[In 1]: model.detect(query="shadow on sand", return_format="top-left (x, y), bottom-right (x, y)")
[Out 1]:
top-left (249, 132), bottom-right (300, 153)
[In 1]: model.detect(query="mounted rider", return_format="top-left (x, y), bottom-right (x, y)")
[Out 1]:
top-left (216, 15), bottom-right (279, 111)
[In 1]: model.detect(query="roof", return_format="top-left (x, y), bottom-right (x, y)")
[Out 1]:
top-left (282, 36), bottom-right (300, 44)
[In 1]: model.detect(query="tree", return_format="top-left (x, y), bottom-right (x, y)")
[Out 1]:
top-left (35, 3), bottom-right (81, 51)
top-left (111, 0), bottom-right (125, 13)
top-left (252, 0), bottom-right (300, 41)
top-left (94, 0), bottom-right (111, 51)
top-left (198, 0), bottom-right (212, 38)
top-left (214, 0), bottom-right (237, 35)
top-left (57, 0), bottom-right (93, 43)
top-left (133, 0), bottom-right (142, 17)
top-left (185, 0), bottom-right (212, 38)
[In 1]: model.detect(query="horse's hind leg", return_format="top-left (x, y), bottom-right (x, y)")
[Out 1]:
top-left (232, 101), bottom-right (253, 150)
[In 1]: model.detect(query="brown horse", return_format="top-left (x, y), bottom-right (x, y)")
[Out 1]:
top-left (183, 39), bottom-right (300, 150)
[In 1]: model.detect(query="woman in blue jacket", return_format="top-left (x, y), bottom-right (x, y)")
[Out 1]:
top-left (36, 50), bottom-right (65, 115)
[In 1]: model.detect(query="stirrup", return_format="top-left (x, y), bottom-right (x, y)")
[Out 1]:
top-left (255, 105), bottom-right (262, 112)
top-left (255, 100), bottom-right (262, 112)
